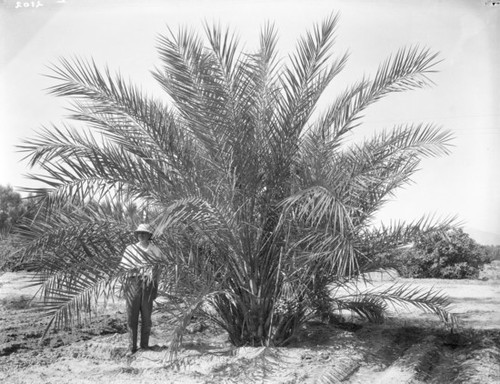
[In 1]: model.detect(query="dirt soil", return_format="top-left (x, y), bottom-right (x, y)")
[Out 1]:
top-left (1, 263), bottom-right (500, 384)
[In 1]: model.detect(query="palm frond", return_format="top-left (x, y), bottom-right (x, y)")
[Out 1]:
top-left (46, 57), bottom-right (180, 154)
top-left (311, 46), bottom-right (440, 145)
top-left (280, 185), bottom-right (355, 231)
top-left (153, 27), bottom-right (223, 152)
top-left (331, 280), bottom-right (457, 328)
top-left (356, 123), bottom-right (454, 160)
top-left (335, 296), bottom-right (387, 323)
top-left (361, 214), bottom-right (459, 257)
top-left (279, 13), bottom-right (347, 132)
top-left (164, 289), bottom-right (218, 361)
top-left (368, 283), bottom-right (457, 327)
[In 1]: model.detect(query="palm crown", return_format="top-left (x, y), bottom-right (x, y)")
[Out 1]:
top-left (19, 14), bottom-right (456, 348)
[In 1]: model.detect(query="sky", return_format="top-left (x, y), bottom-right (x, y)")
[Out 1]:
top-left (0, 0), bottom-right (499, 244)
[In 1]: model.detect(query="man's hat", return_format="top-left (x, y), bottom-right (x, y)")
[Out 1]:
top-left (134, 223), bottom-right (154, 235)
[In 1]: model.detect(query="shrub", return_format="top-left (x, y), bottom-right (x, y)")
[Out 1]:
top-left (0, 185), bottom-right (26, 235)
top-left (392, 229), bottom-right (490, 279)
top-left (483, 245), bottom-right (500, 262)
top-left (0, 235), bottom-right (24, 271)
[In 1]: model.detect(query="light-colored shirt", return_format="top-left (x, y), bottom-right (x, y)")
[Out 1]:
top-left (119, 243), bottom-right (163, 278)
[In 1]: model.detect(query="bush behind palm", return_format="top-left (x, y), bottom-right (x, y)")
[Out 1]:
top-left (18, 14), bottom-right (457, 351)
top-left (389, 229), bottom-right (492, 279)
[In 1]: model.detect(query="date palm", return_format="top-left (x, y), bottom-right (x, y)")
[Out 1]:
top-left (19, 14), bottom-right (456, 348)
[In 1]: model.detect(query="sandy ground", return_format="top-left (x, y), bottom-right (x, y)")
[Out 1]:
top-left (1, 263), bottom-right (499, 383)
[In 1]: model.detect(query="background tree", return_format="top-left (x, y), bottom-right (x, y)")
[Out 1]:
top-left (0, 185), bottom-right (26, 235)
top-left (0, 185), bottom-right (27, 271)
top-left (484, 245), bottom-right (500, 262)
top-left (18, 14), bottom-right (457, 349)
top-left (391, 228), bottom-right (492, 279)
top-left (0, 185), bottom-right (36, 270)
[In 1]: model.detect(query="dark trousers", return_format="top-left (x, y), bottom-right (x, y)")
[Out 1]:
top-left (124, 277), bottom-right (157, 351)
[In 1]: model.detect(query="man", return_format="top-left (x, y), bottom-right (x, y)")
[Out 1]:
top-left (119, 223), bottom-right (163, 356)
